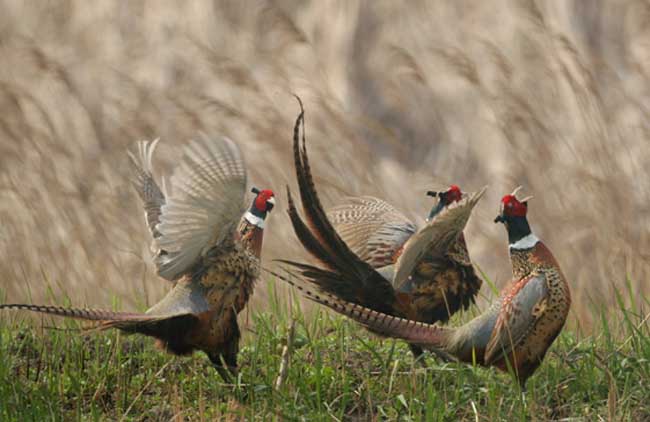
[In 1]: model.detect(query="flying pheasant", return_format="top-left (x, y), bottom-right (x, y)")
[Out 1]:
top-left (277, 187), bottom-right (570, 387)
top-left (0, 134), bottom-right (275, 382)
top-left (277, 101), bottom-right (485, 360)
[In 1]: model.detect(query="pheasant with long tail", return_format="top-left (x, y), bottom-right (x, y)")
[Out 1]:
top-left (275, 100), bottom-right (485, 360)
top-left (277, 186), bottom-right (570, 387)
top-left (1, 134), bottom-right (275, 382)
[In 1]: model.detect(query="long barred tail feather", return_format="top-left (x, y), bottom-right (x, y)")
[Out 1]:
top-left (285, 187), bottom-right (340, 270)
top-left (290, 98), bottom-right (372, 276)
top-left (0, 304), bottom-right (145, 323)
top-left (265, 266), bottom-right (449, 347)
top-left (0, 304), bottom-right (184, 332)
top-left (286, 98), bottom-right (401, 314)
top-left (1, 303), bottom-right (202, 356)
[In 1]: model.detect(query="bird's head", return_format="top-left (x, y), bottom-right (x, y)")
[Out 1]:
top-left (426, 184), bottom-right (463, 221)
top-left (494, 186), bottom-right (533, 225)
top-left (248, 187), bottom-right (276, 222)
top-left (495, 186), bottom-right (538, 248)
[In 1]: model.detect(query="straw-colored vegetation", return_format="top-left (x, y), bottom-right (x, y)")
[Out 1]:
top-left (1, 0), bottom-right (649, 419)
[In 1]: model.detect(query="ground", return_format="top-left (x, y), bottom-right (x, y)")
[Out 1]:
top-left (1, 282), bottom-right (649, 421)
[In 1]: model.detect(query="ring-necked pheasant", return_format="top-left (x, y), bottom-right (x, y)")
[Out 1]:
top-left (277, 187), bottom-right (570, 387)
top-left (276, 101), bottom-right (485, 360)
top-left (326, 186), bottom-right (482, 327)
top-left (0, 134), bottom-right (275, 382)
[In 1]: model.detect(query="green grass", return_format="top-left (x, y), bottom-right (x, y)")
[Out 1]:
top-left (1, 282), bottom-right (649, 421)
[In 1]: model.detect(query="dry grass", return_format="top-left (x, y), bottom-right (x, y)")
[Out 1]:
top-left (0, 0), bottom-right (649, 332)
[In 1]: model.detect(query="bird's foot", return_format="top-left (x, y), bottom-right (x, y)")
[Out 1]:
top-left (518, 384), bottom-right (528, 409)
top-left (427, 347), bottom-right (457, 364)
top-left (213, 363), bottom-right (238, 384)
top-left (412, 352), bottom-right (429, 368)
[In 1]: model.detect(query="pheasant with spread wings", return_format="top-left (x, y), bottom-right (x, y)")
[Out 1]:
top-left (276, 102), bottom-right (485, 359)
top-left (1, 134), bottom-right (275, 382)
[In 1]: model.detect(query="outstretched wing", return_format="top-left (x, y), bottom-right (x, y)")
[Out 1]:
top-left (128, 139), bottom-right (167, 238)
top-left (392, 187), bottom-right (486, 289)
top-left (155, 134), bottom-right (247, 281)
top-left (280, 101), bottom-right (404, 317)
top-left (327, 197), bottom-right (417, 268)
top-left (484, 273), bottom-right (549, 365)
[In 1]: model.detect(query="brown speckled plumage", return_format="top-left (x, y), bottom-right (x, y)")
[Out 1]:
top-left (1, 135), bottom-right (274, 382)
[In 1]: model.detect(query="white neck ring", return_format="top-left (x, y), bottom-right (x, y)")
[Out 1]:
top-left (509, 233), bottom-right (539, 250)
top-left (244, 211), bottom-right (265, 228)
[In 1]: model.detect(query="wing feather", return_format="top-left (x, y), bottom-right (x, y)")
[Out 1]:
top-left (155, 134), bottom-right (247, 280)
top-left (327, 197), bottom-right (416, 267)
top-left (484, 273), bottom-right (549, 364)
top-left (392, 187), bottom-right (487, 289)
top-left (128, 139), bottom-right (166, 238)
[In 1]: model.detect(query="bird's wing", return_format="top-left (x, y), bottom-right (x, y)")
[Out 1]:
top-left (280, 103), bottom-right (402, 316)
top-left (154, 134), bottom-right (247, 281)
top-left (392, 187), bottom-right (486, 289)
top-left (128, 139), bottom-right (167, 238)
top-left (327, 197), bottom-right (417, 268)
top-left (484, 273), bottom-right (550, 365)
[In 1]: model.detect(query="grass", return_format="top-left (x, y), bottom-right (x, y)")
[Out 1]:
top-left (1, 281), bottom-right (649, 421)
top-left (0, 7), bottom-right (649, 420)
top-left (0, 2), bottom-right (648, 420)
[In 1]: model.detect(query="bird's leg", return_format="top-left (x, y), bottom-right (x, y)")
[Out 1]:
top-left (209, 353), bottom-right (238, 383)
top-left (213, 361), bottom-right (236, 383)
top-left (517, 378), bottom-right (528, 411)
top-left (520, 388), bottom-right (528, 410)
top-left (409, 344), bottom-right (428, 368)
top-left (207, 312), bottom-right (242, 384)
top-left (519, 379), bottom-right (528, 395)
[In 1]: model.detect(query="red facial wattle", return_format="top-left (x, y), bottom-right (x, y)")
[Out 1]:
top-left (446, 185), bottom-right (462, 203)
top-left (501, 194), bottom-right (527, 217)
top-left (254, 189), bottom-right (275, 212)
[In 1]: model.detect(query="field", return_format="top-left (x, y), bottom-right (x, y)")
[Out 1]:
top-left (1, 281), bottom-right (650, 421)
top-left (1, 0), bottom-right (649, 420)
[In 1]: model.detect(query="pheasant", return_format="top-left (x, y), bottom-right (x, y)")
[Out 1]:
top-left (326, 186), bottom-right (483, 327)
top-left (0, 134), bottom-right (275, 382)
top-left (276, 101), bottom-right (485, 360)
top-left (277, 187), bottom-right (570, 387)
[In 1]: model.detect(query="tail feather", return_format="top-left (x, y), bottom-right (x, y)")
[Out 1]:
top-left (267, 267), bottom-right (449, 347)
top-left (1, 303), bottom-right (201, 355)
top-left (291, 104), bottom-right (336, 253)
top-left (286, 99), bottom-right (401, 315)
top-left (275, 259), bottom-right (366, 304)
top-left (0, 304), bottom-right (145, 323)
top-left (285, 187), bottom-right (340, 270)
top-left (290, 100), bottom-right (367, 277)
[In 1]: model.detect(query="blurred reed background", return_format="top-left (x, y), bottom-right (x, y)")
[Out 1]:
top-left (0, 0), bottom-right (648, 331)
